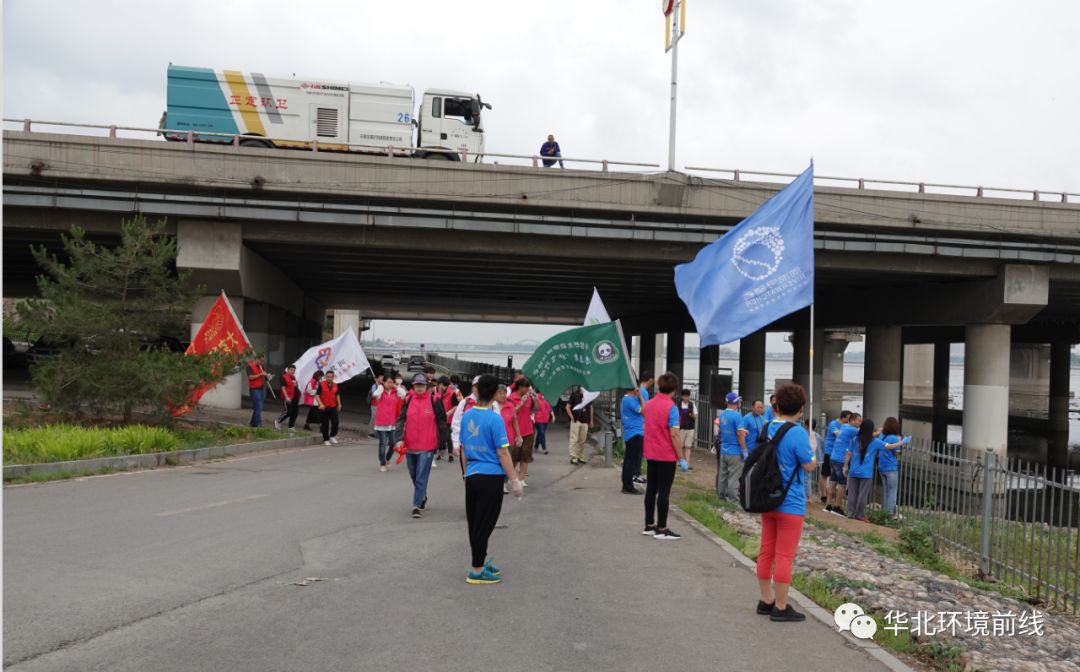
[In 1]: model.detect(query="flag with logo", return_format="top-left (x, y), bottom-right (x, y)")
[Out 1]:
top-left (171, 291), bottom-right (251, 416)
top-left (292, 327), bottom-right (371, 392)
top-left (523, 320), bottom-right (635, 403)
top-left (575, 288), bottom-right (612, 410)
top-left (675, 163), bottom-right (814, 346)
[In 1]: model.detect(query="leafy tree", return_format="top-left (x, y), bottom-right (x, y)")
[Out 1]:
top-left (17, 215), bottom-right (242, 421)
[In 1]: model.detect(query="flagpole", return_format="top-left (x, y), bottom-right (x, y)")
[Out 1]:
top-left (808, 304), bottom-right (814, 431)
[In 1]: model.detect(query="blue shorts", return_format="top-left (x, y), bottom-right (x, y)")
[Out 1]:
top-left (830, 460), bottom-right (848, 486)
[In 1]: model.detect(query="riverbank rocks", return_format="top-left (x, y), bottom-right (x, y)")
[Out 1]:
top-left (712, 505), bottom-right (1080, 671)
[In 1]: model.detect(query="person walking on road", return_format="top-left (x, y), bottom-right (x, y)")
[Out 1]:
top-left (247, 354), bottom-right (270, 427)
top-left (460, 374), bottom-right (523, 585)
top-left (642, 372), bottom-right (683, 540)
top-left (274, 364), bottom-right (299, 430)
top-left (507, 378), bottom-right (539, 486)
top-left (302, 370), bottom-right (324, 431)
top-left (540, 134), bottom-right (564, 168)
top-left (368, 373), bottom-right (384, 438)
top-left (678, 389), bottom-right (697, 469)
top-left (714, 392), bottom-right (744, 501)
top-left (395, 373), bottom-right (448, 518)
top-left (565, 387), bottom-right (593, 465)
top-left (756, 383), bottom-right (817, 622)
top-left (372, 376), bottom-right (407, 471)
top-left (533, 391), bottom-right (553, 455)
top-left (317, 370), bottom-right (341, 446)
top-left (620, 385), bottom-right (645, 494)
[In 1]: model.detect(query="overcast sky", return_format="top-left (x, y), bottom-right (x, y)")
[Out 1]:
top-left (4, 1), bottom-right (1077, 349)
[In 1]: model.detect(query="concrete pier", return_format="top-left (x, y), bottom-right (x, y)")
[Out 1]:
top-left (738, 331), bottom-right (766, 408)
top-left (962, 324), bottom-right (1011, 457)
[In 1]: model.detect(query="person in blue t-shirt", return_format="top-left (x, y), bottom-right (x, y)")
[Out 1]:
top-left (828, 413), bottom-right (861, 517)
top-left (823, 410), bottom-right (852, 509)
top-left (738, 399), bottom-right (765, 455)
top-left (714, 392), bottom-right (744, 500)
top-left (755, 383), bottom-right (816, 623)
top-left (763, 393), bottom-right (777, 423)
top-left (877, 416), bottom-right (910, 516)
top-left (629, 372), bottom-right (653, 483)
top-left (620, 386), bottom-right (645, 494)
top-left (460, 374), bottom-right (523, 585)
top-left (844, 418), bottom-right (881, 521)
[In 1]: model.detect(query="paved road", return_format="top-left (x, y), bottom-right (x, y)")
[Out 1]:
top-left (4, 428), bottom-right (893, 671)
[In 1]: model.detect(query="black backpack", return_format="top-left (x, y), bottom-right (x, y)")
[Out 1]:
top-left (738, 421), bottom-right (800, 513)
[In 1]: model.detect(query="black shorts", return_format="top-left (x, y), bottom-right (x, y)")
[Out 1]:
top-left (822, 454), bottom-right (832, 476)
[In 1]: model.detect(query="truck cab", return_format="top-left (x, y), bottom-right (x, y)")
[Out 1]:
top-left (417, 89), bottom-right (489, 161)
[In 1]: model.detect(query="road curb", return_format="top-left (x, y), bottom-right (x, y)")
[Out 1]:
top-left (672, 506), bottom-right (916, 672)
top-left (3, 435), bottom-right (322, 481)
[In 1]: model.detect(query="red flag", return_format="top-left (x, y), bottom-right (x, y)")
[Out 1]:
top-left (172, 292), bottom-right (251, 416)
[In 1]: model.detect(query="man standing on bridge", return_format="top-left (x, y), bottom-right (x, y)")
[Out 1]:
top-left (540, 134), bottom-right (564, 168)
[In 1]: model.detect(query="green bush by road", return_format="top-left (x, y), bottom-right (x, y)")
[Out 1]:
top-left (3, 424), bottom-right (289, 465)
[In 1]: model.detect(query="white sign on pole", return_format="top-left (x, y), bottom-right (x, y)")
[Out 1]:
top-left (574, 288), bottom-right (613, 410)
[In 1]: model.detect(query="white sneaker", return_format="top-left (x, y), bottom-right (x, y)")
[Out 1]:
top-left (432, 459), bottom-right (438, 468)
top-left (274, 420), bottom-right (281, 429)
top-left (330, 437), bottom-right (339, 445)
top-left (503, 484), bottom-right (509, 495)
top-left (521, 480), bottom-right (529, 487)
top-left (323, 440), bottom-right (331, 446)
top-left (288, 427), bottom-right (296, 432)
top-left (380, 466), bottom-right (387, 473)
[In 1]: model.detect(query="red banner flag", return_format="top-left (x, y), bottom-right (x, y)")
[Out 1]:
top-left (171, 292), bottom-right (252, 416)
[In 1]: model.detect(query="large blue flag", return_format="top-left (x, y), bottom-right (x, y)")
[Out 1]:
top-left (675, 163), bottom-right (814, 346)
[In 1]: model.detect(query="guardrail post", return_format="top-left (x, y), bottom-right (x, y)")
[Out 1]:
top-left (1032, 190), bottom-right (1040, 201)
top-left (979, 448), bottom-right (995, 578)
top-left (1062, 193), bottom-right (1069, 204)
top-left (918, 182), bottom-right (926, 193)
top-left (311, 139), bottom-right (319, 153)
top-left (233, 134), bottom-right (241, 147)
top-left (858, 178), bottom-right (865, 189)
top-left (186, 131), bottom-right (194, 144)
top-left (22, 118), bottom-right (31, 132)
top-left (108, 125), bottom-right (117, 139)
top-left (976, 186), bottom-right (984, 197)
top-left (532, 155), bottom-right (540, 168)
top-left (387, 145), bottom-right (394, 158)
top-left (602, 160), bottom-right (609, 172)
top-left (461, 149), bottom-right (468, 162)
top-left (733, 169), bottom-right (740, 181)
top-left (603, 431), bottom-right (614, 467)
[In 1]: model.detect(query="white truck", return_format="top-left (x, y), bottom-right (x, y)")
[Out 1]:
top-left (163, 64), bottom-right (491, 160)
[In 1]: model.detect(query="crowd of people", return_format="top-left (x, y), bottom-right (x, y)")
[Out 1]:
top-left (246, 355), bottom-right (908, 604)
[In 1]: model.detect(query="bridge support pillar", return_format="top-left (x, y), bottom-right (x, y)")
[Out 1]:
top-left (190, 295), bottom-right (245, 410)
top-left (698, 344), bottom-right (720, 418)
top-left (865, 326), bottom-right (902, 426)
top-left (739, 331), bottom-right (766, 411)
top-left (962, 324), bottom-right (1011, 457)
top-left (666, 332), bottom-right (685, 381)
top-left (333, 309), bottom-right (361, 338)
top-left (932, 339), bottom-right (952, 444)
top-left (639, 332), bottom-right (657, 378)
top-left (1048, 340), bottom-right (1072, 470)
top-left (792, 328), bottom-right (824, 419)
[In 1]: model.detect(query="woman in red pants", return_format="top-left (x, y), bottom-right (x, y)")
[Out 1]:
top-left (756, 383), bottom-right (817, 622)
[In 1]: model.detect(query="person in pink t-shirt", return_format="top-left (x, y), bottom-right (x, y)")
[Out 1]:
top-left (394, 373), bottom-right (448, 519)
top-left (507, 378), bottom-right (539, 486)
top-left (642, 372), bottom-right (684, 540)
top-left (372, 377), bottom-right (407, 471)
top-left (533, 391), bottom-right (553, 455)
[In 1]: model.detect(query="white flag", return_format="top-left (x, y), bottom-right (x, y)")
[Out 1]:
top-left (575, 288), bottom-right (613, 410)
top-left (293, 328), bottom-right (371, 390)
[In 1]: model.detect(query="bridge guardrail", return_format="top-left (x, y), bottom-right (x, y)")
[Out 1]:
top-left (686, 165), bottom-right (1078, 204)
top-left (1, 118), bottom-right (658, 172)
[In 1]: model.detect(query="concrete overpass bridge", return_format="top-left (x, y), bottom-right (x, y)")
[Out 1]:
top-left (4, 131), bottom-right (1079, 463)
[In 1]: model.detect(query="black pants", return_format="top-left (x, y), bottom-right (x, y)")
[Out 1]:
top-left (622, 435), bottom-right (643, 491)
top-left (321, 407), bottom-right (340, 441)
top-left (465, 474), bottom-right (505, 568)
top-left (304, 405), bottom-right (321, 428)
top-left (276, 398), bottom-right (299, 428)
top-left (438, 425), bottom-right (452, 455)
top-left (644, 460), bottom-right (677, 529)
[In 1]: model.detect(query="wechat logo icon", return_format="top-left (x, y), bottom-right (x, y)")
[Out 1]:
top-left (834, 602), bottom-right (876, 640)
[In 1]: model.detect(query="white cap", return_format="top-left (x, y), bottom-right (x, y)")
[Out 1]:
top-left (472, 376), bottom-right (481, 385)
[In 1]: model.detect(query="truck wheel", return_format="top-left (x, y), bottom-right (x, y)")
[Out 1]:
top-left (423, 151), bottom-right (455, 161)
top-left (239, 138), bottom-right (270, 149)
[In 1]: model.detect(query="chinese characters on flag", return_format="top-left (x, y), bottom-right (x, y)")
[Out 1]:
top-left (171, 292), bottom-right (252, 416)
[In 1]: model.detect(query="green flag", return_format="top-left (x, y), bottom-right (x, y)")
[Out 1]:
top-left (523, 320), bottom-right (635, 402)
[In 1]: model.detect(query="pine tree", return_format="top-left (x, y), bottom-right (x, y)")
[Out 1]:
top-left (18, 215), bottom-right (240, 421)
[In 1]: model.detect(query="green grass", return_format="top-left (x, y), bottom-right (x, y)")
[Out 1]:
top-left (3, 423), bottom-right (292, 470)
